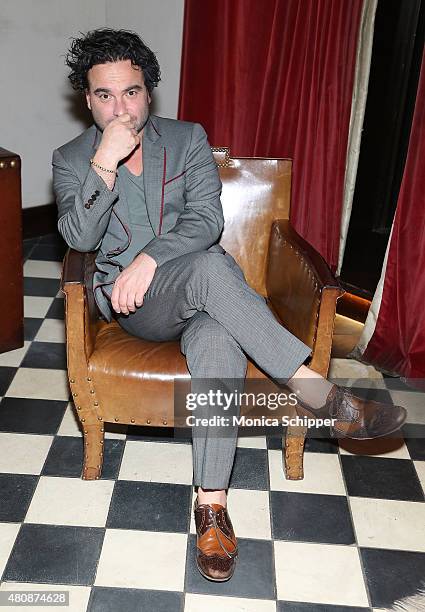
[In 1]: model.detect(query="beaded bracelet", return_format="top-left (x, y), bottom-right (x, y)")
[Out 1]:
top-left (90, 158), bottom-right (117, 174)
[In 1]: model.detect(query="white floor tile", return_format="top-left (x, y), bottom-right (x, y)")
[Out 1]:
top-left (24, 296), bottom-right (54, 318)
top-left (0, 433), bottom-right (53, 474)
top-left (415, 461), bottom-right (425, 494)
top-left (24, 260), bottom-right (62, 279)
top-left (5, 368), bottom-right (70, 401)
top-left (339, 437), bottom-right (411, 460)
top-left (390, 390), bottom-right (425, 425)
top-left (57, 404), bottom-right (128, 439)
top-left (0, 341), bottom-right (30, 367)
top-left (184, 593), bottom-right (276, 612)
top-left (189, 488), bottom-right (271, 539)
top-left (350, 497), bottom-right (425, 552)
top-left (0, 523), bottom-right (20, 577)
top-left (329, 358), bottom-right (383, 383)
top-left (0, 582), bottom-right (90, 612)
top-left (25, 476), bottom-right (114, 527)
top-left (34, 319), bottom-right (65, 343)
top-left (274, 540), bottom-right (369, 606)
top-left (56, 404), bottom-right (83, 437)
top-left (94, 529), bottom-right (187, 590)
top-left (268, 450), bottom-right (346, 495)
top-left (226, 488), bottom-right (271, 540)
top-left (237, 435), bottom-right (267, 449)
top-left (118, 440), bottom-right (193, 484)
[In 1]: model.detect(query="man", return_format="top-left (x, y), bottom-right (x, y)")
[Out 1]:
top-left (53, 28), bottom-right (407, 582)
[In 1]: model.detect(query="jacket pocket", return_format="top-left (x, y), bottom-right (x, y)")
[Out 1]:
top-left (164, 172), bottom-right (186, 194)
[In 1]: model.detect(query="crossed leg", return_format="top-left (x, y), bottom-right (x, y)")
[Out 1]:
top-left (114, 249), bottom-right (312, 499)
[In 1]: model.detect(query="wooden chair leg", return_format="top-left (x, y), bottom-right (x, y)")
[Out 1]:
top-left (81, 423), bottom-right (105, 480)
top-left (283, 423), bottom-right (308, 480)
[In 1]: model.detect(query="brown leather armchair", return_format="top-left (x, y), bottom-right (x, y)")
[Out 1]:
top-left (60, 148), bottom-right (344, 482)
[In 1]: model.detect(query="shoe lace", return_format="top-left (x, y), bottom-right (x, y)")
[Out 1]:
top-left (328, 387), bottom-right (361, 437)
top-left (211, 511), bottom-right (237, 558)
top-left (197, 505), bottom-right (236, 559)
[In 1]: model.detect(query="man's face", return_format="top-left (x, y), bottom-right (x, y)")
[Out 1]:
top-left (85, 59), bottom-right (151, 133)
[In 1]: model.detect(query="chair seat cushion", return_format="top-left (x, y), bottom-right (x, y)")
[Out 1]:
top-left (88, 321), bottom-right (272, 425)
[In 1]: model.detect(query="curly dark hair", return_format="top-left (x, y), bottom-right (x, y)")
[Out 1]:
top-left (65, 28), bottom-right (161, 94)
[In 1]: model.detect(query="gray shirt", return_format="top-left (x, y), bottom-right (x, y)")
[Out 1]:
top-left (115, 166), bottom-right (156, 268)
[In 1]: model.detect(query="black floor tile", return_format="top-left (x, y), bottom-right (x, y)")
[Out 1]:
top-left (23, 318), bottom-right (43, 341)
top-left (126, 425), bottom-right (191, 444)
top-left (24, 277), bottom-right (60, 297)
top-left (382, 374), bottom-right (425, 393)
top-left (266, 426), bottom-right (289, 450)
top-left (3, 523), bottom-right (105, 585)
top-left (41, 436), bottom-right (125, 480)
top-left (361, 547), bottom-right (425, 609)
top-left (403, 423), bottom-right (425, 460)
top-left (23, 242), bottom-right (36, 259)
top-left (37, 232), bottom-right (66, 246)
top-left (303, 435), bottom-right (341, 453)
top-left (277, 603), bottom-right (371, 611)
top-left (341, 455), bottom-right (424, 501)
top-left (185, 534), bottom-right (275, 599)
top-left (21, 341), bottom-right (67, 370)
top-left (0, 397), bottom-right (67, 434)
top-left (0, 474), bottom-right (39, 522)
top-left (228, 447), bottom-right (269, 490)
top-left (107, 481), bottom-right (191, 532)
top-left (0, 366), bottom-right (17, 395)
top-left (270, 491), bottom-right (355, 544)
top-left (46, 298), bottom-right (65, 320)
top-left (23, 237), bottom-right (39, 247)
top-left (87, 586), bottom-right (183, 612)
top-left (405, 437), bottom-right (425, 461)
top-left (29, 243), bottom-right (67, 262)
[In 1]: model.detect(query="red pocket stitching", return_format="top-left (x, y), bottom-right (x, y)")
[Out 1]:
top-left (164, 170), bottom-right (186, 186)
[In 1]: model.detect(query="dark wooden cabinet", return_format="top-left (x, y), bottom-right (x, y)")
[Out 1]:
top-left (0, 147), bottom-right (24, 353)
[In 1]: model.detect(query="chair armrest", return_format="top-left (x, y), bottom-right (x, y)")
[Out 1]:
top-left (266, 219), bottom-right (344, 376)
top-left (60, 248), bottom-right (100, 364)
top-left (61, 248), bottom-right (93, 285)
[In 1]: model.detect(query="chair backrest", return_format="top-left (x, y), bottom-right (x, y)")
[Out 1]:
top-left (212, 148), bottom-right (291, 296)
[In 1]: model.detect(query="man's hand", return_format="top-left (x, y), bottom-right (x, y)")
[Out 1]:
top-left (95, 114), bottom-right (140, 169)
top-left (111, 252), bottom-right (157, 315)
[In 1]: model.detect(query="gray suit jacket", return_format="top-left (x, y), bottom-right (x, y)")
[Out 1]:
top-left (52, 114), bottom-right (225, 322)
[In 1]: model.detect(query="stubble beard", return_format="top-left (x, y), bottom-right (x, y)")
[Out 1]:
top-left (95, 108), bottom-right (150, 134)
top-left (136, 110), bottom-right (150, 134)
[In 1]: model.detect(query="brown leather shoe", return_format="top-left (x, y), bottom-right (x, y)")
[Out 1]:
top-left (295, 384), bottom-right (407, 440)
top-left (193, 497), bottom-right (238, 581)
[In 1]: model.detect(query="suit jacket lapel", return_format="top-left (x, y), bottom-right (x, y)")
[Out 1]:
top-left (92, 125), bottom-right (131, 241)
top-left (92, 115), bottom-right (164, 242)
top-left (142, 115), bottom-right (164, 236)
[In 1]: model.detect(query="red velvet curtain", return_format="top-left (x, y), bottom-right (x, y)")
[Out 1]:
top-left (362, 48), bottom-right (425, 381)
top-left (178, 0), bottom-right (363, 271)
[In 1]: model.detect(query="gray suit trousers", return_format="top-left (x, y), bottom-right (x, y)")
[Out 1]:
top-left (115, 250), bottom-right (312, 489)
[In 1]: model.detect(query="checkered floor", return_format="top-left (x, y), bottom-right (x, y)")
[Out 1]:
top-left (0, 232), bottom-right (424, 612)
